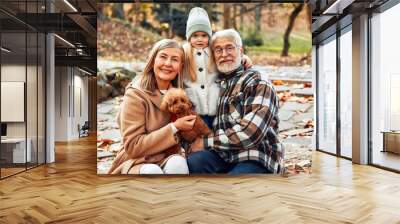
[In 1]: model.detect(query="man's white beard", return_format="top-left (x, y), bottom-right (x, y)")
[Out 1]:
top-left (217, 56), bottom-right (242, 74)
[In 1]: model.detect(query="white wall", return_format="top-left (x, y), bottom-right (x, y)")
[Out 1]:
top-left (55, 66), bottom-right (68, 141)
top-left (54, 67), bottom-right (89, 141)
top-left (73, 73), bottom-right (89, 137)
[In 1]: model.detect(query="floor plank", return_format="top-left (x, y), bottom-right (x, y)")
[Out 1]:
top-left (0, 135), bottom-right (399, 223)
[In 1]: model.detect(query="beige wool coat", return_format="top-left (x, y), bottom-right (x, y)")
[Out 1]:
top-left (107, 82), bottom-right (180, 174)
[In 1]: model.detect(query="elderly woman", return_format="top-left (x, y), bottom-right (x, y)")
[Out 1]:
top-left (108, 39), bottom-right (196, 174)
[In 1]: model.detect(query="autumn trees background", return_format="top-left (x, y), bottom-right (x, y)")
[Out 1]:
top-left (97, 3), bottom-right (311, 66)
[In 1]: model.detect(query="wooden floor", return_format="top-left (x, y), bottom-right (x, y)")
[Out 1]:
top-left (1, 163), bottom-right (45, 178)
top-left (0, 167), bottom-right (26, 177)
top-left (1, 136), bottom-right (400, 223)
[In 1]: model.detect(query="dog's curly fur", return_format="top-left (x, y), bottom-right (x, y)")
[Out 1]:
top-left (160, 88), bottom-right (212, 156)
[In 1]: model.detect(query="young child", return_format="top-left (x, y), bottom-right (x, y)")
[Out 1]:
top-left (183, 7), bottom-right (252, 129)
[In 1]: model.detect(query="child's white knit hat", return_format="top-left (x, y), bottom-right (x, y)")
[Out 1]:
top-left (186, 7), bottom-right (212, 40)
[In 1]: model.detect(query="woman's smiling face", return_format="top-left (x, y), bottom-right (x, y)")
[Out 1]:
top-left (154, 48), bottom-right (184, 82)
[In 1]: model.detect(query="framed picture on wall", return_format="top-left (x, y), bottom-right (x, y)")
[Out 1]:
top-left (1, 81), bottom-right (25, 122)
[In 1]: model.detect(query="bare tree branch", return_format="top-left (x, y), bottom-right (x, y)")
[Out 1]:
top-left (281, 4), bottom-right (304, 57)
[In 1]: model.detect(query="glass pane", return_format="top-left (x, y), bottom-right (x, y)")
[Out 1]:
top-left (27, 31), bottom-right (38, 169)
top-left (318, 37), bottom-right (337, 154)
top-left (0, 1), bottom-right (46, 178)
top-left (340, 29), bottom-right (352, 158)
top-left (371, 4), bottom-right (400, 171)
top-left (1, 31), bottom-right (27, 177)
top-left (38, 32), bottom-right (45, 165)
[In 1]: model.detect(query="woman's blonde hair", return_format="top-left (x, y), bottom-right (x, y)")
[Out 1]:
top-left (184, 38), bottom-right (216, 82)
top-left (140, 39), bottom-right (184, 91)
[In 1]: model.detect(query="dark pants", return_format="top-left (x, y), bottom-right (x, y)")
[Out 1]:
top-left (187, 150), bottom-right (272, 174)
top-left (200, 115), bottom-right (215, 129)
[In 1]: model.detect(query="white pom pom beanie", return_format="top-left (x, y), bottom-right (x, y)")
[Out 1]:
top-left (186, 7), bottom-right (212, 40)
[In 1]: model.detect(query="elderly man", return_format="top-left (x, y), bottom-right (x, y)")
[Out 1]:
top-left (187, 29), bottom-right (284, 174)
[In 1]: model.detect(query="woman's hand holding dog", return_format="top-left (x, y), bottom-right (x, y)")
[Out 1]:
top-left (174, 115), bottom-right (196, 131)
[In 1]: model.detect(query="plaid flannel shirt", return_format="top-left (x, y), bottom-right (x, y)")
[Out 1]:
top-left (203, 66), bottom-right (284, 173)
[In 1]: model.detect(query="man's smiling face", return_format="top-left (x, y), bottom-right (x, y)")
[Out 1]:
top-left (212, 37), bottom-right (243, 74)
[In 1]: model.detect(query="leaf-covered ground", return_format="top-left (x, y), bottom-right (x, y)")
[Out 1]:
top-left (97, 19), bottom-right (162, 62)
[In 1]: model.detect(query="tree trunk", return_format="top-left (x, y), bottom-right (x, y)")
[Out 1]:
top-left (306, 3), bottom-right (312, 31)
top-left (305, 4), bottom-right (312, 60)
top-left (281, 4), bottom-right (304, 57)
top-left (169, 5), bottom-right (173, 38)
top-left (240, 4), bottom-right (245, 30)
top-left (232, 4), bottom-right (237, 30)
top-left (255, 4), bottom-right (262, 31)
top-left (223, 4), bottom-right (231, 29)
top-left (267, 4), bottom-right (276, 27)
top-left (112, 3), bottom-right (124, 20)
top-left (133, 2), bottom-right (141, 26)
top-left (98, 4), bottom-right (105, 20)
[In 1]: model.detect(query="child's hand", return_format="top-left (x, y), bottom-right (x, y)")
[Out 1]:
top-left (174, 115), bottom-right (196, 131)
top-left (242, 54), bottom-right (253, 69)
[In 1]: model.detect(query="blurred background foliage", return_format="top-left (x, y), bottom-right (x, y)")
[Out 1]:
top-left (97, 3), bottom-right (312, 66)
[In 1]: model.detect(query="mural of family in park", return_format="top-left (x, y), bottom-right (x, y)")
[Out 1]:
top-left (97, 3), bottom-right (313, 175)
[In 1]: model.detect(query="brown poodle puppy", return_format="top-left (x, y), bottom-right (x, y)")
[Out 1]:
top-left (160, 88), bottom-right (212, 155)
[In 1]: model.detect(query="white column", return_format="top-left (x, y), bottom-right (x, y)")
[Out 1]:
top-left (46, 33), bottom-right (55, 163)
top-left (68, 67), bottom-right (74, 140)
top-left (352, 14), bottom-right (369, 164)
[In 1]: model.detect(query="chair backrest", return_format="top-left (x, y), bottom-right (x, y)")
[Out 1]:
top-left (82, 121), bottom-right (90, 129)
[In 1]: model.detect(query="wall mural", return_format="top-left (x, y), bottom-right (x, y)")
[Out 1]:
top-left (97, 3), bottom-right (313, 175)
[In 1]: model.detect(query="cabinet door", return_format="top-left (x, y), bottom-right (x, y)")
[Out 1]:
top-left (386, 133), bottom-right (400, 154)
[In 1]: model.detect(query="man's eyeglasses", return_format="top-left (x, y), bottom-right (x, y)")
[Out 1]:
top-left (213, 45), bottom-right (237, 56)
